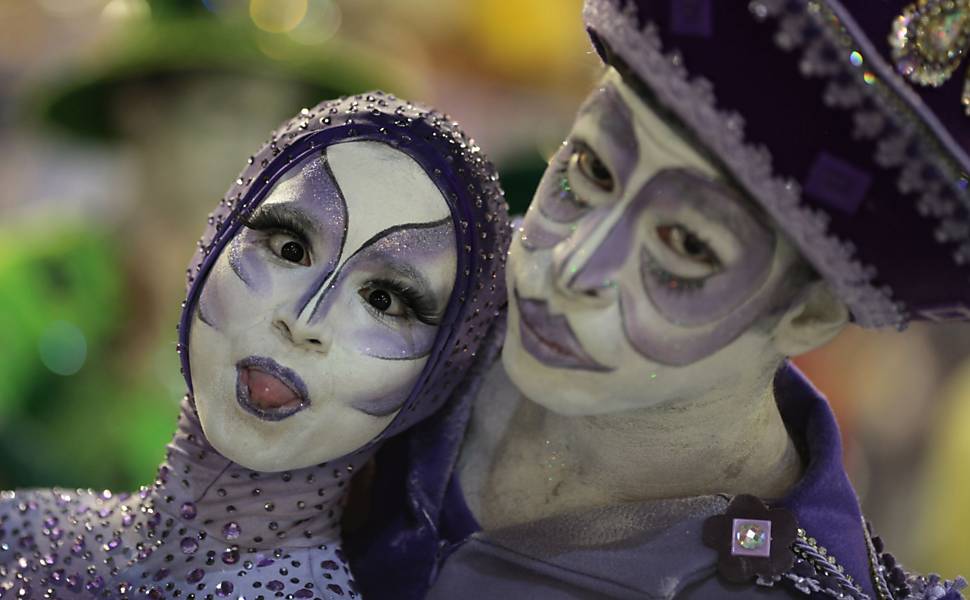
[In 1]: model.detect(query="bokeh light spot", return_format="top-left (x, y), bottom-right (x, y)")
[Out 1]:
top-left (250, 0), bottom-right (308, 33)
top-left (288, 0), bottom-right (341, 46)
top-left (38, 321), bottom-right (88, 376)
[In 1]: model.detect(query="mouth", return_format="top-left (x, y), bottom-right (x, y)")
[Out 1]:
top-left (515, 290), bottom-right (612, 372)
top-left (235, 356), bottom-right (311, 421)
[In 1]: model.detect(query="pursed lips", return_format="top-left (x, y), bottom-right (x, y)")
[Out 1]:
top-left (514, 290), bottom-right (613, 372)
top-left (235, 356), bottom-right (311, 421)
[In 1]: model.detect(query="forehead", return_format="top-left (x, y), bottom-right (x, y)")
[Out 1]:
top-left (574, 69), bottom-right (721, 184)
top-left (261, 140), bottom-right (454, 259)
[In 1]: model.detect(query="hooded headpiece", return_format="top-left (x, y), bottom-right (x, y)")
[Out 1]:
top-left (178, 91), bottom-right (511, 442)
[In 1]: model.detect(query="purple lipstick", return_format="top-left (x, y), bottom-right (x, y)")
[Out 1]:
top-left (235, 356), bottom-right (310, 421)
top-left (515, 291), bottom-right (613, 372)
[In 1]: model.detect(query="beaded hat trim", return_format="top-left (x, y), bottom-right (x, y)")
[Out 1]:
top-left (754, 0), bottom-right (970, 314)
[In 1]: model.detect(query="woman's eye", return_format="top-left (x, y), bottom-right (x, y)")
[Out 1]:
top-left (657, 224), bottom-right (720, 269)
top-left (268, 233), bottom-right (311, 266)
top-left (571, 145), bottom-right (614, 192)
top-left (359, 286), bottom-right (405, 317)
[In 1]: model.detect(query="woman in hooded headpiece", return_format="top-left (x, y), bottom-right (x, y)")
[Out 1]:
top-left (0, 91), bottom-right (509, 599)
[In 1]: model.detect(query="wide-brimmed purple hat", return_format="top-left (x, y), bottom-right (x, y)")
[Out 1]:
top-left (583, 0), bottom-right (970, 328)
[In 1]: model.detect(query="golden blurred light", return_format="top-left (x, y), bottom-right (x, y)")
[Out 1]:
top-left (100, 0), bottom-right (150, 22)
top-left (472, 0), bottom-right (588, 82)
top-left (288, 0), bottom-right (341, 46)
top-left (250, 0), bottom-right (307, 34)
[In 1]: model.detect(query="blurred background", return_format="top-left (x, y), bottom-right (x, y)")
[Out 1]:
top-left (0, 0), bottom-right (967, 578)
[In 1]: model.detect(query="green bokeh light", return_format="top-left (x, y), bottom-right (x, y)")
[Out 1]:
top-left (37, 320), bottom-right (88, 376)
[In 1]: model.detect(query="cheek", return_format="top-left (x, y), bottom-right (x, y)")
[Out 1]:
top-left (227, 234), bottom-right (271, 291)
top-left (197, 240), bottom-right (275, 330)
top-left (535, 146), bottom-right (588, 224)
top-left (639, 238), bottom-right (774, 328)
top-left (329, 354), bottom-right (427, 418)
top-left (313, 283), bottom-right (440, 360)
top-left (352, 323), bottom-right (437, 360)
top-left (617, 256), bottom-right (779, 367)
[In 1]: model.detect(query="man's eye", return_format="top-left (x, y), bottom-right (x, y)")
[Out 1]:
top-left (268, 234), bottom-right (311, 266)
top-left (571, 145), bottom-right (614, 192)
top-left (657, 224), bottom-right (720, 269)
top-left (358, 286), bottom-right (405, 317)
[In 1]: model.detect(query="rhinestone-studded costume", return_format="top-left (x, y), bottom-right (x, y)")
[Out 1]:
top-left (349, 1), bottom-right (970, 599)
top-left (0, 92), bottom-right (510, 599)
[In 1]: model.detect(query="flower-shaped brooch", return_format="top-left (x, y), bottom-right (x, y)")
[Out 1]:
top-left (890, 0), bottom-right (970, 113)
top-left (702, 494), bottom-right (798, 584)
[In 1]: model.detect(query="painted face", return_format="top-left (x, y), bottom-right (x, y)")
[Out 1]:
top-left (189, 140), bottom-right (457, 471)
top-left (504, 69), bottom-right (803, 415)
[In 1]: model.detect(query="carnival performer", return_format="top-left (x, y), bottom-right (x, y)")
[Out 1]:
top-left (350, 2), bottom-right (970, 598)
top-left (0, 92), bottom-right (510, 599)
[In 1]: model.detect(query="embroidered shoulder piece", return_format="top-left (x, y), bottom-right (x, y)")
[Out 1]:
top-left (778, 519), bottom-right (967, 600)
top-left (865, 520), bottom-right (967, 600)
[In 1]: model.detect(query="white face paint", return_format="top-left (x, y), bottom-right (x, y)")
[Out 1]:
top-left (503, 69), bottom-right (803, 416)
top-left (189, 141), bottom-right (458, 471)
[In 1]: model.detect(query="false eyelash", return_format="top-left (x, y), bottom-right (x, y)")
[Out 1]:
top-left (242, 206), bottom-right (311, 247)
top-left (366, 278), bottom-right (442, 326)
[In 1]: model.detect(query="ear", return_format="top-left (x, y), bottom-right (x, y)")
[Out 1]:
top-left (771, 279), bottom-right (849, 357)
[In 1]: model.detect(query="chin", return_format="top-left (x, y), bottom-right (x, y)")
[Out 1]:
top-left (502, 339), bottom-right (602, 416)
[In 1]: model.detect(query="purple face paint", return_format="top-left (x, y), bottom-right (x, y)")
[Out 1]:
top-left (618, 276), bottom-right (780, 366)
top-left (516, 292), bottom-right (613, 371)
top-left (563, 169), bottom-right (777, 365)
top-left (197, 153), bottom-right (347, 334)
top-left (636, 171), bottom-right (775, 326)
top-left (564, 169), bottom-right (774, 326)
top-left (196, 264), bottom-right (228, 330)
top-left (525, 159), bottom-right (783, 367)
top-left (307, 218), bottom-right (455, 361)
top-left (535, 148), bottom-right (590, 224)
top-left (227, 234), bottom-right (270, 291)
top-left (350, 387), bottom-right (412, 418)
top-left (575, 84), bottom-right (639, 189)
top-left (519, 217), bottom-right (569, 252)
top-left (265, 150), bottom-right (348, 315)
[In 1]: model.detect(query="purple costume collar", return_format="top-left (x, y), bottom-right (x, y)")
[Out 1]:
top-left (348, 361), bottom-right (883, 599)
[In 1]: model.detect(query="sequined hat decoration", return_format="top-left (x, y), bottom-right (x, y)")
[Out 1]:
top-left (890, 0), bottom-right (970, 113)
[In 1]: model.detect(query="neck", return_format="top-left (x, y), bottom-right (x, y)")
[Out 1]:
top-left (481, 364), bottom-right (802, 528)
top-left (151, 395), bottom-right (373, 549)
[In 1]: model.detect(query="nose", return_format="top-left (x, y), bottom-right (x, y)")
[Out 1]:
top-left (551, 207), bottom-right (627, 305)
top-left (273, 316), bottom-right (331, 354)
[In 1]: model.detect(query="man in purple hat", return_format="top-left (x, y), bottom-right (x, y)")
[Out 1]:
top-left (350, 1), bottom-right (970, 598)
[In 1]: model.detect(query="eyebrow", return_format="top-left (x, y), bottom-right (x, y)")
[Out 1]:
top-left (245, 203), bottom-right (322, 243)
top-left (579, 85), bottom-right (638, 155)
top-left (653, 168), bottom-right (771, 235)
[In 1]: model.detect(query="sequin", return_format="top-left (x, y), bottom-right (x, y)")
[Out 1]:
top-left (890, 0), bottom-right (970, 113)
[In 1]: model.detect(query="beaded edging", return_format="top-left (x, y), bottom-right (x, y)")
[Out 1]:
top-left (751, 0), bottom-right (970, 310)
